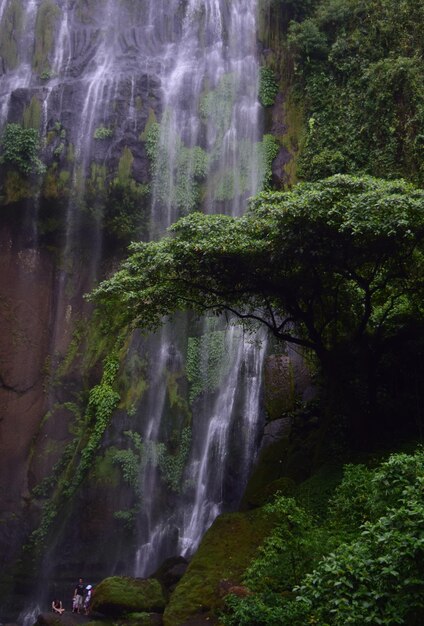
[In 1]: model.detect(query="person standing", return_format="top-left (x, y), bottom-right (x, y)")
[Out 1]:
top-left (73, 578), bottom-right (85, 614)
top-left (84, 585), bottom-right (93, 615)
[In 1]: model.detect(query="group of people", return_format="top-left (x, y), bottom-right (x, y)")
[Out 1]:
top-left (51, 578), bottom-right (93, 617)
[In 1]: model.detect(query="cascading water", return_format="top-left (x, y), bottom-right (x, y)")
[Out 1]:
top-left (133, 0), bottom-right (266, 576)
top-left (0, 0), bottom-right (268, 618)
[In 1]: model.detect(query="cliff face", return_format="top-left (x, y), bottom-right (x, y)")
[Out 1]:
top-left (0, 222), bottom-right (53, 567)
top-left (0, 0), bottom-right (273, 617)
top-left (0, 0), bottom-right (165, 587)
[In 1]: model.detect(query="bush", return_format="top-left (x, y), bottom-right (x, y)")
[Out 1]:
top-left (0, 123), bottom-right (45, 174)
top-left (223, 450), bottom-right (424, 626)
top-left (258, 67), bottom-right (279, 107)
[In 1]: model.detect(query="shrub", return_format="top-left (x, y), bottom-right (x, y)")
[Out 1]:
top-left (94, 125), bottom-right (113, 139)
top-left (0, 123), bottom-right (46, 174)
top-left (258, 67), bottom-right (279, 107)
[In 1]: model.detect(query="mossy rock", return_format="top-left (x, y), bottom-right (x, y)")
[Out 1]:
top-left (240, 435), bottom-right (290, 508)
top-left (243, 476), bottom-right (296, 509)
top-left (91, 576), bottom-right (166, 616)
top-left (163, 508), bottom-right (275, 626)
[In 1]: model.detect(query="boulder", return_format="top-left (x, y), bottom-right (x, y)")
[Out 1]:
top-left (90, 576), bottom-right (166, 617)
top-left (153, 556), bottom-right (189, 593)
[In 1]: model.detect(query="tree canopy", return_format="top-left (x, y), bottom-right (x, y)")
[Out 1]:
top-left (92, 175), bottom-right (424, 373)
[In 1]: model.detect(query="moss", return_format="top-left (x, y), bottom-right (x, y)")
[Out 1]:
top-left (33, 0), bottom-right (61, 75)
top-left (42, 168), bottom-right (70, 199)
top-left (91, 448), bottom-right (121, 488)
top-left (23, 96), bottom-right (42, 130)
top-left (242, 476), bottom-right (296, 509)
top-left (117, 147), bottom-right (134, 184)
top-left (67, 143), bottom-right (75, 163)
top-left (1, 170), bottom-right (32, 204)
top-left (118, 373), bottom-right (148, 412)
top-left (0, 0), bottom-right (23, 70)
top-left (89, 162), bottom-right (107, 194)
top-left (91, 576), bottom-right (166, 616)
top-left (163, 508), bottom-right (275, 625)
top-left (139, 108), bottom-right (157, 141)
top-left (166, 371), bottom-right (190, 419)
top-left (280, 92), bottom-right (305, 185)
top-left (241, 436), bottom-right (291, 509)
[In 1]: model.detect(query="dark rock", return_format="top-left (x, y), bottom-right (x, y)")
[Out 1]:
top-left (35, 612), bottom-right (89, 626)
top-left (153, 556), bottom-right (188, 593)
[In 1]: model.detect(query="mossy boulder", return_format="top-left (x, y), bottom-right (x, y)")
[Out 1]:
top-left (90, 576), bottom-right (166, 617)
top-left (163, 508), bottom-right (275, 626)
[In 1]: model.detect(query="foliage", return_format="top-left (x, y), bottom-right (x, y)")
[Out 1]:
top-left (243, 496), bottom-right (325, 591)
top-left (94, 125), bottom-right (114, 139)
top-left (105, 178), bottom-right (149, 241)
top-left (258, 134), bottom-right (280, 190)
top-left (0, 123), bottom-right (46, 175)
top-left (91, 175), bottom-right (424, 404)
top-left (286, 0), bottom-right (424, 184)
top-left (200, 73), bottom-right (236, 162)
top-left (84, 148), bottom-right (150, 242)
top-left (327, 463), bottom-right (374, 531)
top-left (74, 354), bottom-right (120, 485)
top-left (259, 67), bottom-right (279, 107)
top-left (156, 426), bottom-right (192, 492)
top-left (145, 118), bottom-right (208, 214)
top-left (186, 327), bottom-right (230, 403)
top-left (112, 448), bottom-right (141, 491)
top-left (222, 449), bottom-right (424, 626)
top-left (112, 430), bottom-right (142, 494)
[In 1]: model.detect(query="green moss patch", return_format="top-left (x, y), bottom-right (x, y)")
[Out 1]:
top-left (33, 0), bottom-right (60, 75)
top-left (91, 576), bottom-right (166, 616)
top-left (0, 0), bottom-right (23, 70)
top-left (163, 509), bottom-right (275, 625)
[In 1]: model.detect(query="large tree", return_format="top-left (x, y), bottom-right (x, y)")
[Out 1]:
top-left (93, 175), bottom-right (424, 434)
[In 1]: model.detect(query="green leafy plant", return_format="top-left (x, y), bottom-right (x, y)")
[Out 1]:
top-left (0, 123), bottom-right (46, 174)
top-left (94, 125), bottom-right (114, 139)
top-left (258, 67), bottom-right (279, 107)
top-left (187, 329), bottom-right (230, 403)
top-left (156, 426), bottom-right (192, 492)
top-left (223, 449), bottom-right (424, 626)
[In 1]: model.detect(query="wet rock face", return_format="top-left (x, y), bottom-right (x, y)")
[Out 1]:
top-left (0, 224), bottom-right (53, 567)
top-left (1, 0), bottom-right (164, 193)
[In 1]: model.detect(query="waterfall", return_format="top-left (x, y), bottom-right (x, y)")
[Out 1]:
top-left (0, 0), bottom-right (266, 616)
top-left (133, 0), bottom-right (265, 576)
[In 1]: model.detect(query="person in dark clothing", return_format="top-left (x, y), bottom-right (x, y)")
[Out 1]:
top-left (73, 578), bottom-right (85, 614)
